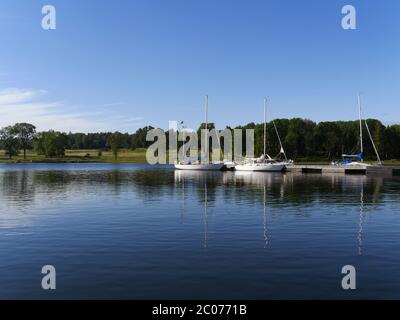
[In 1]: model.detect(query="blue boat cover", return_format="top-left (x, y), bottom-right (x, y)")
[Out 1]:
top-left (341, 153), bottom-right (365, 160)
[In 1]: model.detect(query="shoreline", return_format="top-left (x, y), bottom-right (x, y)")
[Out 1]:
top-left (1, 159), bottom-right (400, 166)
top-left (1, 149), bottom-right (400, 166)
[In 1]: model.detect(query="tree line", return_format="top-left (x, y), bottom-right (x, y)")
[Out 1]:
top-left (0, 123), bottom-right (155, 160)
top-left (238, 118), bottom-right (400, 160)
top-left (1, 119), bottom-right (399, 160)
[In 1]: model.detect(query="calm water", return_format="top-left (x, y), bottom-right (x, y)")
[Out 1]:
top-left (0, 163), bottom-right (399, 299)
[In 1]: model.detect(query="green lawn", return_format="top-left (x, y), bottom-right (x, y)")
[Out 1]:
top-left (0, 149), bottom-right (148, 163)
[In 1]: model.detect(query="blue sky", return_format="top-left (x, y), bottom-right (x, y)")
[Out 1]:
top-left (0, 0), bottom-right (399, 132)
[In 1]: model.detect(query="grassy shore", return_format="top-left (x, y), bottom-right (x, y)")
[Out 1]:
top-left (0, 149), bottom-right (147, 163)
top-left (1, 149), bottom-right (400, 165)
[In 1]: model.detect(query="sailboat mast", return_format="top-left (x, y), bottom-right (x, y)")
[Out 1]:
top-left (264, 97), bottom-right (267, 157)
top-left (205, 95), bottom-right (208, 163)
top-left (358, 94), bottom-right (364, 161)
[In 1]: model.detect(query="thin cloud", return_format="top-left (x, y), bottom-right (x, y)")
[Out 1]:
top-left (0, 88), bottom-right (143, 133)
top-left (102, 102), bottom-right (126, 108)
top-left (0, 88), bottom-right (47, 105)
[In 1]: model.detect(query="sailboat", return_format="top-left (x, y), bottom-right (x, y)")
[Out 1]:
top-left (340, 94), bottom-right (382, 167)
top-left (235, 98), bottom-right (286, 172)
top-left (174, 95), bottom-right (225, 171)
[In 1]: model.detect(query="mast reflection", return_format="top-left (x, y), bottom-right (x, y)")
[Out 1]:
top-left (172, 170), bottom-right (387, 252)
top-left (358, 179), bottom-right (364, 256)
top-left (204, 183), bottom-right (208, 249)
top-left (263, 184), bottom-right (269, 247)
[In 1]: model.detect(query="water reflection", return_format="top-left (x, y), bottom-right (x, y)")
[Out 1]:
top-left (0, 166), bottom-right (391, 220)
top-left (173, 170), bottom-right (387, 208)
top-left (0, 165), bottom-right (396, 251)
top-left (1, 166), bottom-right (391, 210)
top-left (1, 164), bottom-right (400, 299)
top-left (172, 170), bottom-right (391, 250)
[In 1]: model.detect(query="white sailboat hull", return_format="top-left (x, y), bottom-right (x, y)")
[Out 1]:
top-left (174, 163), bottom-right (225, 171)
top-left (235, 163), bottom-right (285, 172)
top-left (339, 162), bottom-right (370, 168)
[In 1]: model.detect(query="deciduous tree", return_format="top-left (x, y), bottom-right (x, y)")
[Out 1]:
top-left (13, 123), bottom-right (36, 159)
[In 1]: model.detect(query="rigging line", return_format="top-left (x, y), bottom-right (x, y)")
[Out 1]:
top-left (272, 120), bottom-right (288, 161)
top-left (269, 109), bottom-right (288, 161)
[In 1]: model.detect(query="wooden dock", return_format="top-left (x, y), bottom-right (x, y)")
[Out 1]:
top-left (286, 164), bottom-right (400, 176)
